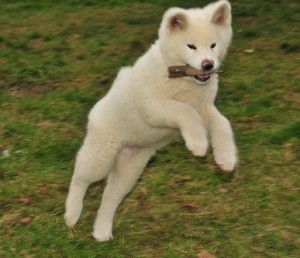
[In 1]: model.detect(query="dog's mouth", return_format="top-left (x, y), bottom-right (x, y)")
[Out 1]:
top-left (185, 64), bottom-right (211, 83)
top-left (168, 64), bottom-right (222, 84)
top-left (193, 74), bottom-right (211, 82)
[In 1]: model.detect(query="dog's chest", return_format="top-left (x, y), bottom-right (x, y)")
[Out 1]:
top-left (171, 81), bottom-right (216, 108)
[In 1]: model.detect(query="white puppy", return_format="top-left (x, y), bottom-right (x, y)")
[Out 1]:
top-left (65, 0), bottom-right (237, 241)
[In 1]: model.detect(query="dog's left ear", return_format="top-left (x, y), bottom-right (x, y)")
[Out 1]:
top-left (211, 0), bottom-right (231, 26)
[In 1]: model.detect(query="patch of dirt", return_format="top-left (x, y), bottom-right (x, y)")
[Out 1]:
top-left (8, 83), bottom-right (58, 97)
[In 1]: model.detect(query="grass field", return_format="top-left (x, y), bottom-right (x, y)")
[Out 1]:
top-left (0, 0), bottom-right (299, 257)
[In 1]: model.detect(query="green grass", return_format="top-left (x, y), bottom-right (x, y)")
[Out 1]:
top-left (0, 0), bottom-right (299, 257)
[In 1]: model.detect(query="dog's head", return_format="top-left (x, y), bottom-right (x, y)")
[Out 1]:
top-left (159, 0), bottom-right (232, 85)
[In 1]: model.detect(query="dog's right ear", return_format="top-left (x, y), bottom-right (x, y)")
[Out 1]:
top-left (164, 8), bottom-right (187, 31)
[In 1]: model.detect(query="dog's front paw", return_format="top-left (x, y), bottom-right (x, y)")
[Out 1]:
top-left (186, 139), bottom-right (208, 157)
top-left (92, 230), bottom-right (113, 242)
top-left (214, 151), bottom-right (237, 172)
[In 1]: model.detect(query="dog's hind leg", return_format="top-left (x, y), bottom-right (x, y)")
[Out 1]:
top-left (92, 147), bottom-right (155, 242)
top-left (64, 133), bottom-right (118, 228)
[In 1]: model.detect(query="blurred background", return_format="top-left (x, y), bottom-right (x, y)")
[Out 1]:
top-left (0, 0), bottom-right (299, 257)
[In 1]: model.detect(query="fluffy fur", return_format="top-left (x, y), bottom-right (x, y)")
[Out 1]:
top-left (65, 0), bottom-right (237, 241)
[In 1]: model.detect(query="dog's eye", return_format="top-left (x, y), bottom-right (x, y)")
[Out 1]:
top-left (187, 44), bottom-right (197, 50)
top-left (210, 43), bottom-right (216, 49)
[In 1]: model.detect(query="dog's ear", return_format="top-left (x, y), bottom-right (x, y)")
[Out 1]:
top-left (169, 13), bottom-right (187, 31)
top-left (211, 0), bottom-right (231, 26)
top-left (164, 8), bottom-right (187, 31)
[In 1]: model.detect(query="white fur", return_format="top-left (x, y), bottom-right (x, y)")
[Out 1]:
top-left (65, 0), bottom-right (237, 241)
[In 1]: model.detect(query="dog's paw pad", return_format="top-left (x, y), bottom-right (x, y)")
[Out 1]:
top-left (186, 141), bottom-right (207, 157)
top-left (215, 153), bottom-right (237, 172)
top-left (217, 161), bottom-right (236, 172)
top-left (92, 231), bottom-right (113, 242)
top-left (64, 213), bottom-right (79, 228)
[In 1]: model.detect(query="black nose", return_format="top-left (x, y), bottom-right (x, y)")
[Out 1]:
top-left (202, 59), bottom-right (214, 71)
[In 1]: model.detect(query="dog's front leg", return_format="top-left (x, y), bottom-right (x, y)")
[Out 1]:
top-left (207, 105), bottom-right (237, 172)
top-left (145, 99), bottom-right (208, 157)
